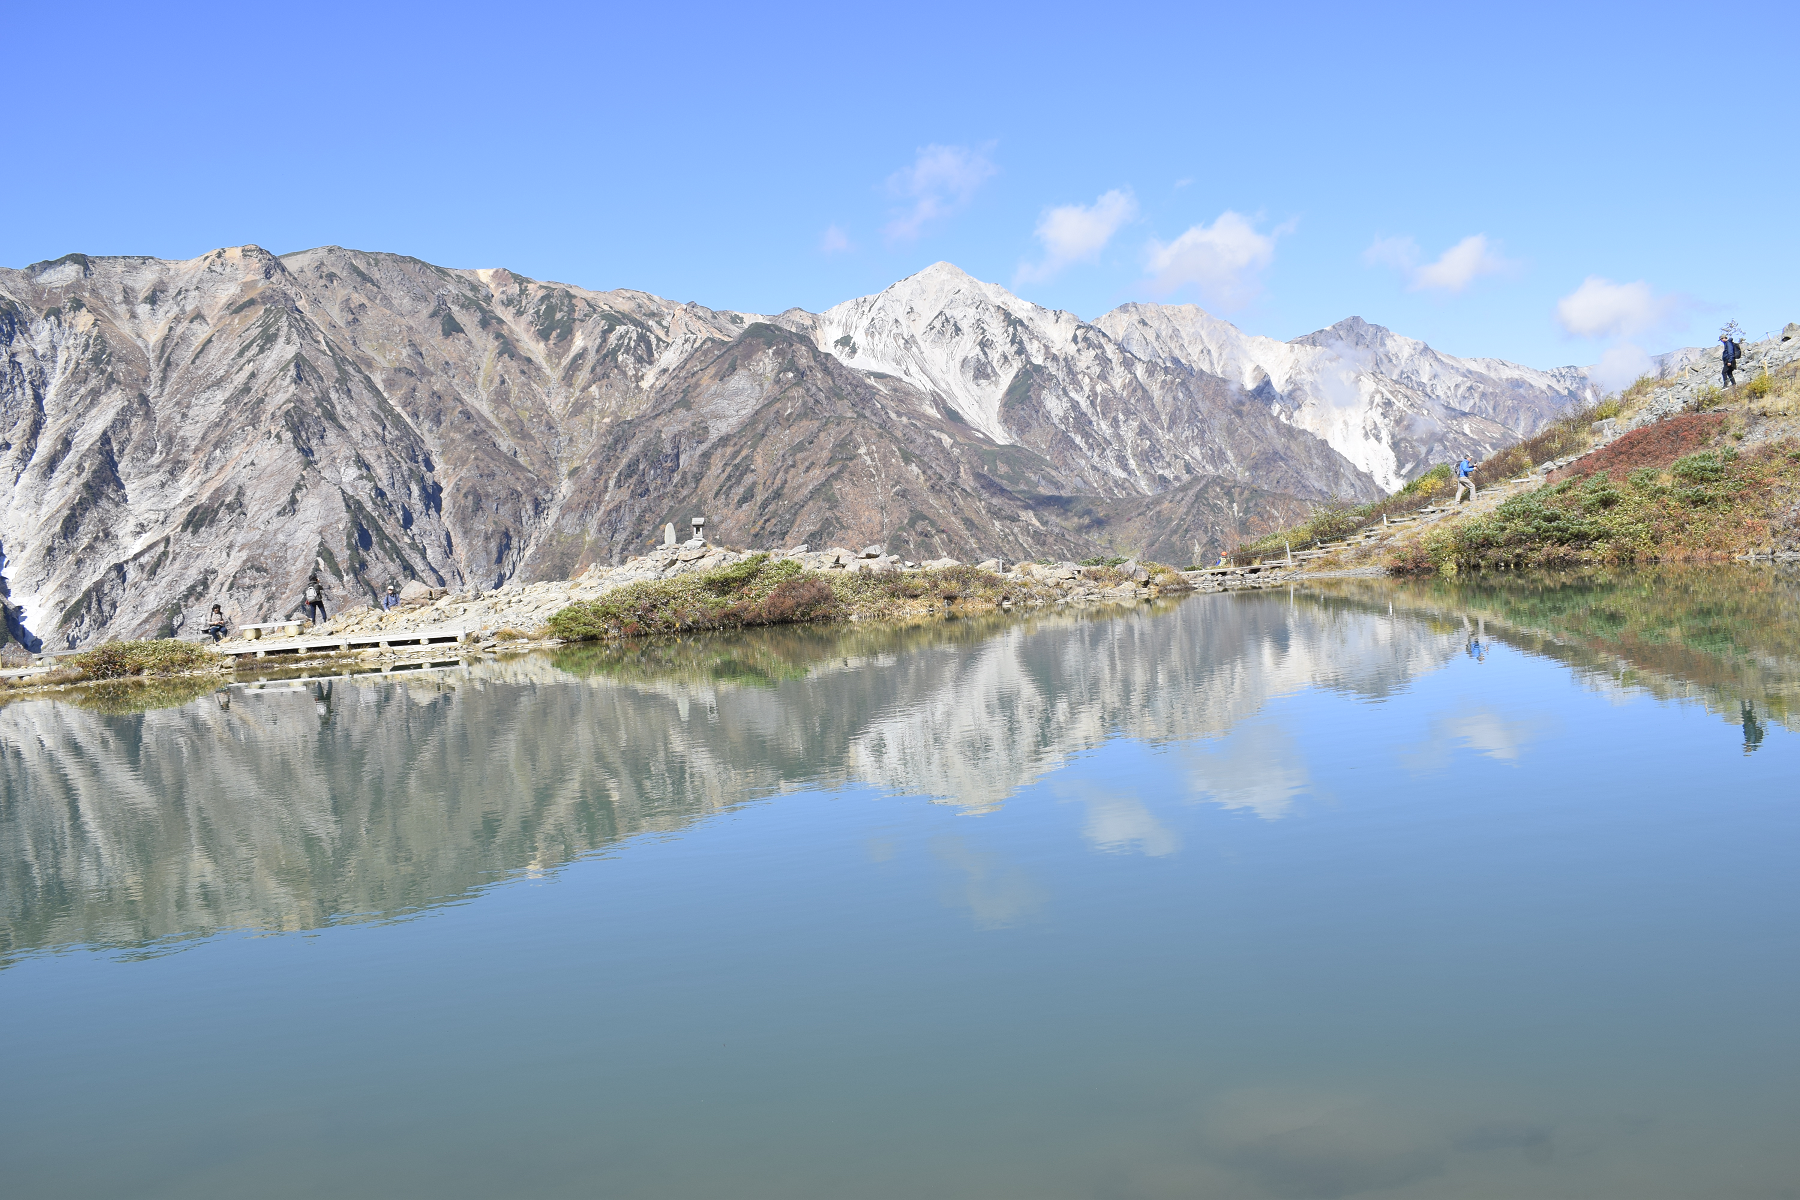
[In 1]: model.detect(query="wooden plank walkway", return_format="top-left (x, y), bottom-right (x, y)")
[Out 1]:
top-left (220, 624), bottom-right (475, 660)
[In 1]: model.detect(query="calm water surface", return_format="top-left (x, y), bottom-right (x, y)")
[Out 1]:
top-left (3, 568), bottom-right (1797, 1199)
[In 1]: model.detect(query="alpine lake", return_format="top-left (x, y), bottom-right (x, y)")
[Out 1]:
top-left (3, 566), bottom-right (1796, 1200)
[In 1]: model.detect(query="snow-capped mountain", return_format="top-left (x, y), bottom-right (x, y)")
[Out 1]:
top-left (785, 265), bottom-right (1591, 494)
top-left (1094, 305), bottom-right (1594, 492)
top-left (0, 249), bottom-right (1592, 647)
top-left (778, 263), bottom-right (1371, 501)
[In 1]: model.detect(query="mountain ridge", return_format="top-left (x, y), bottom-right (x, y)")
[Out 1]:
top-left (1, 246), bottom-right (1587, 646)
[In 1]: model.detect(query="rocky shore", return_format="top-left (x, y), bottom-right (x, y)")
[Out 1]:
top-left (211, 540), bottom-right (1310, 651)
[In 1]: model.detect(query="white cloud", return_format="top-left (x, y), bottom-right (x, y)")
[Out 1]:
top-left (1413, 234), bottom-right (1514, 292)
top-left (819, 224), bottom-right (852, 254)
top-left (1181, 721), bottom-right (1308, 820)
top-left (1401, 703), bottom-right (1548, 773)
top-left (1363, 234), bottom-right (1421, 272)
top-left (1587, 342), bottom-right (1655, 395)
top-left (1058, 782), bottom-right (1180, 857)
top-left (1555, 276), bottom-right (1682, 339)
top-left (882, 144), bottom-right (997, 243)
top-left (1145, 210), bottom-right (1285, 309)
top-left (1364, 233), bottom-right (1514, 293)
top-left (1016, 188), bottom-right (1137, 284)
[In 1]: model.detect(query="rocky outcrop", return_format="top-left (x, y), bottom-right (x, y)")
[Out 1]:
top-left (1620, 330), bottom-right (1800, 431)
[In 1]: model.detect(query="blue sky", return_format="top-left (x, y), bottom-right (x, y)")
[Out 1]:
top-left (6, 0), bottom-right (1792, 377)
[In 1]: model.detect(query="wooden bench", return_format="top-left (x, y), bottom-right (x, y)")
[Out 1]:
top-left (237, 620), bottom-right (305, 640)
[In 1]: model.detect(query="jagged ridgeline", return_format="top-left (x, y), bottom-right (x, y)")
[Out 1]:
top-left (0, 248), bottom-right (1592, 646)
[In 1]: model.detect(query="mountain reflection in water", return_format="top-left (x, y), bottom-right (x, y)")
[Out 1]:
top-left (3, 566), bottom-right (1794, 963)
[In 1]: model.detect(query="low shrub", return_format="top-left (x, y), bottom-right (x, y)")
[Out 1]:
top-left (748, 576), bottom-right (835, 623)
top-left (1548, 413), bottom-right (1724, 483)
top-left (547, 554), bottom-right (834, 642)
top-left (70, 638), bottom-right (211, 680)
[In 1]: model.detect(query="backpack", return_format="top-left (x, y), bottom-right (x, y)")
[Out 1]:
top-left (305, 584), bottom-right (319, 603)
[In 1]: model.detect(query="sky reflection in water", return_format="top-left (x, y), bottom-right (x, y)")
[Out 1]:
top-left (2, 569), bottom-right (1796, 1199)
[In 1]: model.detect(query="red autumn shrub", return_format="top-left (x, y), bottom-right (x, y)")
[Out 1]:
top-left (1550, 413), bottom-right (1724, 483)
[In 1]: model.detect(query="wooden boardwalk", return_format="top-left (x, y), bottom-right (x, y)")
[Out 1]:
top-left (220, 624), bottom-right (475, 660)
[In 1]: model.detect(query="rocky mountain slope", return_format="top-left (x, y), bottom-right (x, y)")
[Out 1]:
top-left (0, 247), bottom-right (1587, 647)
top-left (1095, 304), bottom-right (1594, 491)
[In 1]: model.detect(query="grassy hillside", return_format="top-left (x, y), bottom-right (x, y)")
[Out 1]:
top-left (1235, 346), bottom-right (1800, 575)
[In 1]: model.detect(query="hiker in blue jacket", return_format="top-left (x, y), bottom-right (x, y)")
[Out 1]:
top-left (1721, 334), bottom-right (1741, 387)
top-left (1453, 456), bottom-right (1478, 504)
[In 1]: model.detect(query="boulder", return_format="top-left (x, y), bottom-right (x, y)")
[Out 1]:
top-left (398, 580), bottom-right (446, 604)
top-left (1783, 323), bottom-right (1799, 342)
top-left (1120, 558), bottom-right (1150, 582)
top-left (924, 557), bottom-right (962, 570)
top-left (860, 545), bottom-right (883, 558)
top-left (976, 559), bottom-right (1004, 572)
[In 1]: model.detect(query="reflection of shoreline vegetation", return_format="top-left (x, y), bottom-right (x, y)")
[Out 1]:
top-left (1, 672), bottom-right (222, 715)
top-left (1309, 565), bottom-right (1800, 734)
top-left (550, 603), bottom-right (1183, 688)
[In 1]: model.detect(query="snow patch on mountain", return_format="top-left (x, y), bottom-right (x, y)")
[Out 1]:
top-left (1098, 305), bottom-right (1594, 491)
top-left (796, 262), bottom-right (1074, 444)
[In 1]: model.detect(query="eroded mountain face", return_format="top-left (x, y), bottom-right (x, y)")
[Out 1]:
top-left (1096, 305), bottom-right (1595, 491)
top-left (0, 248), bottom-right (1582, 647)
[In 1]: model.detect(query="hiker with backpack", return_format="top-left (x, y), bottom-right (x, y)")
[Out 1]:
top-left (1453, 455), bottom-right (1478, 504)
top-left (1721, 334), bottom-right (1742, 386)
top-left (302, 574), bottom-right (329, 625)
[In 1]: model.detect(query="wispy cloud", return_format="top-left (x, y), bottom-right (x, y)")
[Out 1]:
top-left (1145, 210), bottom-right (1287, 309)
top-left (1015, 188), bottom-right (1137, 284)
top-left (883, 144), bottom-right (997, 243)
top-left (819, 224), bottom-right (852, 254)
top-left (1555, 276), bottom-right (1682, 339)
top-left (1555, 276), bottom-right (1692, 394)
top-left (1365, 233), bottom-right (1515, 293)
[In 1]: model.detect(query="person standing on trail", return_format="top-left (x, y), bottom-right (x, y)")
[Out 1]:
top-left (1453, 456), bottom-right (1478, 504)
top-left (1720, 334), bottom-right (1742, 387)
top-left (302, 574), bottom-right (328, 625)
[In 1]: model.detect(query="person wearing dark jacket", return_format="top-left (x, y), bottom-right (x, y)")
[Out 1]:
top-left (1721, 334), bottom-right (1742, 386)
top-left (203, 604), bottom-right (229, 643)
top-left (302, 575), bottom-right (329, 625)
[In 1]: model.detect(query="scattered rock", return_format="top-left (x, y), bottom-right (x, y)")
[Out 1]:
top-left (397, 580), bottom-right (446, 604)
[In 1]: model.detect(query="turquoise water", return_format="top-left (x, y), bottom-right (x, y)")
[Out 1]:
top-left (3, 572), bottom-right (1797, 1198)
